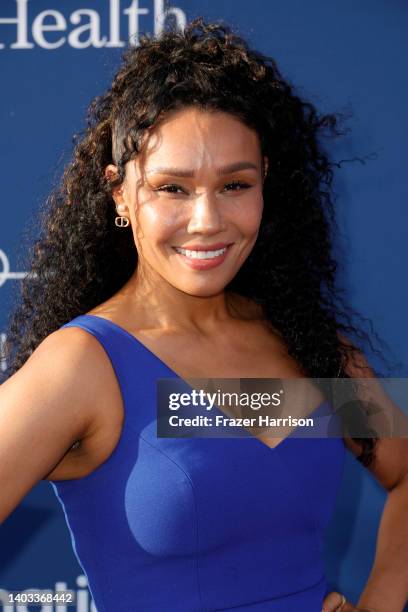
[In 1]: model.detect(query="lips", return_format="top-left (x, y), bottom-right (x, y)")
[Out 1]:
top-left (172, 242), bottom-right (233, 270)
top-left (172, 242), bottom-right (233, 251)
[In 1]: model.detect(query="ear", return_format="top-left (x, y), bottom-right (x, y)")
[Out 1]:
top-left (104, 164), bottom-right (126, 206)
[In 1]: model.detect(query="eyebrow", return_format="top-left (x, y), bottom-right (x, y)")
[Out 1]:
top-left (146, 161), bottom-right (259, 177)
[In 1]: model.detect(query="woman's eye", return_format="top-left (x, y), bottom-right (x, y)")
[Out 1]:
top-left (223, 180), bottom-right (250, 191)
top-left (154, 184), bottom-right (186, 194)
top-left (154, 181), bottom-right (250, 195)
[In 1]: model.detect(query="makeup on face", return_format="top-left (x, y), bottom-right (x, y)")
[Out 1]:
top-left (120, 107), bottom-right (266, 296)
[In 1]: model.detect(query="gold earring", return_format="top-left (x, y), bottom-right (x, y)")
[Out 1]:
top-left (115, 205), bottom-right (130, 228)
top-left (115, 216), bottom-right (130, 227)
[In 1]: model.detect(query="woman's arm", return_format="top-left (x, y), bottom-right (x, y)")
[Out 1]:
top-left (0, 328), bottom-right (100, 523)
top-left (355, 469), bottom-right (408, 611)
top-left (323, 335), bottom-right (408, 612)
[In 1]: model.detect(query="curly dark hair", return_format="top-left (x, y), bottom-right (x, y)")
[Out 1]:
top-left (3, 16), bottom-right (394, 467)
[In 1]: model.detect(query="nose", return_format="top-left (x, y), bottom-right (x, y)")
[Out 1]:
top-left (186, 192), bottom-right (226, 235)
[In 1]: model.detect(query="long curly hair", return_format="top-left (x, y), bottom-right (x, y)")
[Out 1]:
top-left (3, 17), bottom-right (393, 467)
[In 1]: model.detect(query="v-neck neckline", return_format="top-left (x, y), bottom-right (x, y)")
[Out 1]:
top-left (81, 313), bottom-right (190, 380)
top-left (79, 313), bottom-right (327, 452)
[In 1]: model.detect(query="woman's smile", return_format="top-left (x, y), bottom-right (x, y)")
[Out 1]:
top-left (171, 242), bottom-right (235, 270)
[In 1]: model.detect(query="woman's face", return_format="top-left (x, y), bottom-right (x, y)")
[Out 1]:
top-left (107, 106), bottom-right (268, 297)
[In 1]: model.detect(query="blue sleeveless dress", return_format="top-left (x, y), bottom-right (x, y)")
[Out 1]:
top-left (49, 314), bottom-right (346, 612)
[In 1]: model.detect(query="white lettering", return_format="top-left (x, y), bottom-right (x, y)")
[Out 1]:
top-left (154, 0), bottom-right (186, 35)
top-left (32, 10), bottom-right (66, 50)
top-left (68, 9), bottom-right (107, 49)
top-left (0, 0), bottom-right (33, 50)
top-left (54, 582), bottom-right (68, 612)
top-left (0, 1), bottom-right (187, 51)
top-left (76, 575), bottom-right (90, 612)
top-left (106, 0), bottom-right (125, 47)
top-left (0, 588), bottom-right (13, 611)
top-left (0, 577), bottom-right (98, 612)
top-left (125, 0), bottom-right (149, 47)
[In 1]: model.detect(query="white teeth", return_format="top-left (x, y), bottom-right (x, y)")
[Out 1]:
top-left (174, 247), bottom-right (227, 259)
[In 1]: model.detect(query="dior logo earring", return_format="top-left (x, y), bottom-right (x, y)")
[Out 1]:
top-left (115, 203), bottom-right (130, 228)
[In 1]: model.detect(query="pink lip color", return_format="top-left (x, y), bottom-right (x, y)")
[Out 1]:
top-left (174, 242), bottom-right (230, 251)
top-left (172, 244), bottom-right (232, 270)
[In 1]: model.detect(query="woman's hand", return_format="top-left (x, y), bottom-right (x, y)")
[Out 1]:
top-left (322, 591), bottom-right (378, 611)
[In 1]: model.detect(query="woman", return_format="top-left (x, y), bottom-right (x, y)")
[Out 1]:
top-left (1, 16), bottom-right (407, 612)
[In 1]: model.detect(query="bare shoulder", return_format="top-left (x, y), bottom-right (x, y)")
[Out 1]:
top-left (22, 324), bottom-right (123, 446)
top-left (0, 324), bottom-right (124, 521)
top-left (31, 324), bottom-right (116, 406)
top-left (4, 323), bottom-right (123, 483)
top-left (40, 324), bottom-right (114, 382)
top-left (39, 325), bottom-right (124, 481)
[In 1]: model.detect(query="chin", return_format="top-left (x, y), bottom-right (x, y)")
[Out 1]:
top-left (176, 283), bottom-right (228, 298)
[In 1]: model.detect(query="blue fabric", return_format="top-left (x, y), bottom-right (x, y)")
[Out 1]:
top-left (49, 314), bottom-right (346, 611)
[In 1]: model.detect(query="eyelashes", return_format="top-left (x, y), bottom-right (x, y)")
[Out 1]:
top-left (154, 184), bottom-right (185, 194)
top-left (153, 180), bottom-right (252, 195)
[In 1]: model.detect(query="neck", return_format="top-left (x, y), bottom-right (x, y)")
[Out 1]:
top-left (116, 265), bottom-right (262, 335)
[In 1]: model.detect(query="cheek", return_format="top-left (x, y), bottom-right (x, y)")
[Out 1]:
top-left (231, 194), bottom-right (264, 235)
top-left (136, 202), bottom-right (183, 243)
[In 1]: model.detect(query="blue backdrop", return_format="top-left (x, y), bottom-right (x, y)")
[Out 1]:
top-left (1, 1), bottom-right (407, 610)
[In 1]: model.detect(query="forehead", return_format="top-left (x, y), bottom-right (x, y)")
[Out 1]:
top-left (140, 107), bottom-right (261, 164)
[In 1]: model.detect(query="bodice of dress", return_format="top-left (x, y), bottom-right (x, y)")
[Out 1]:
top-left (49, 314), bottom-right (346, 612)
